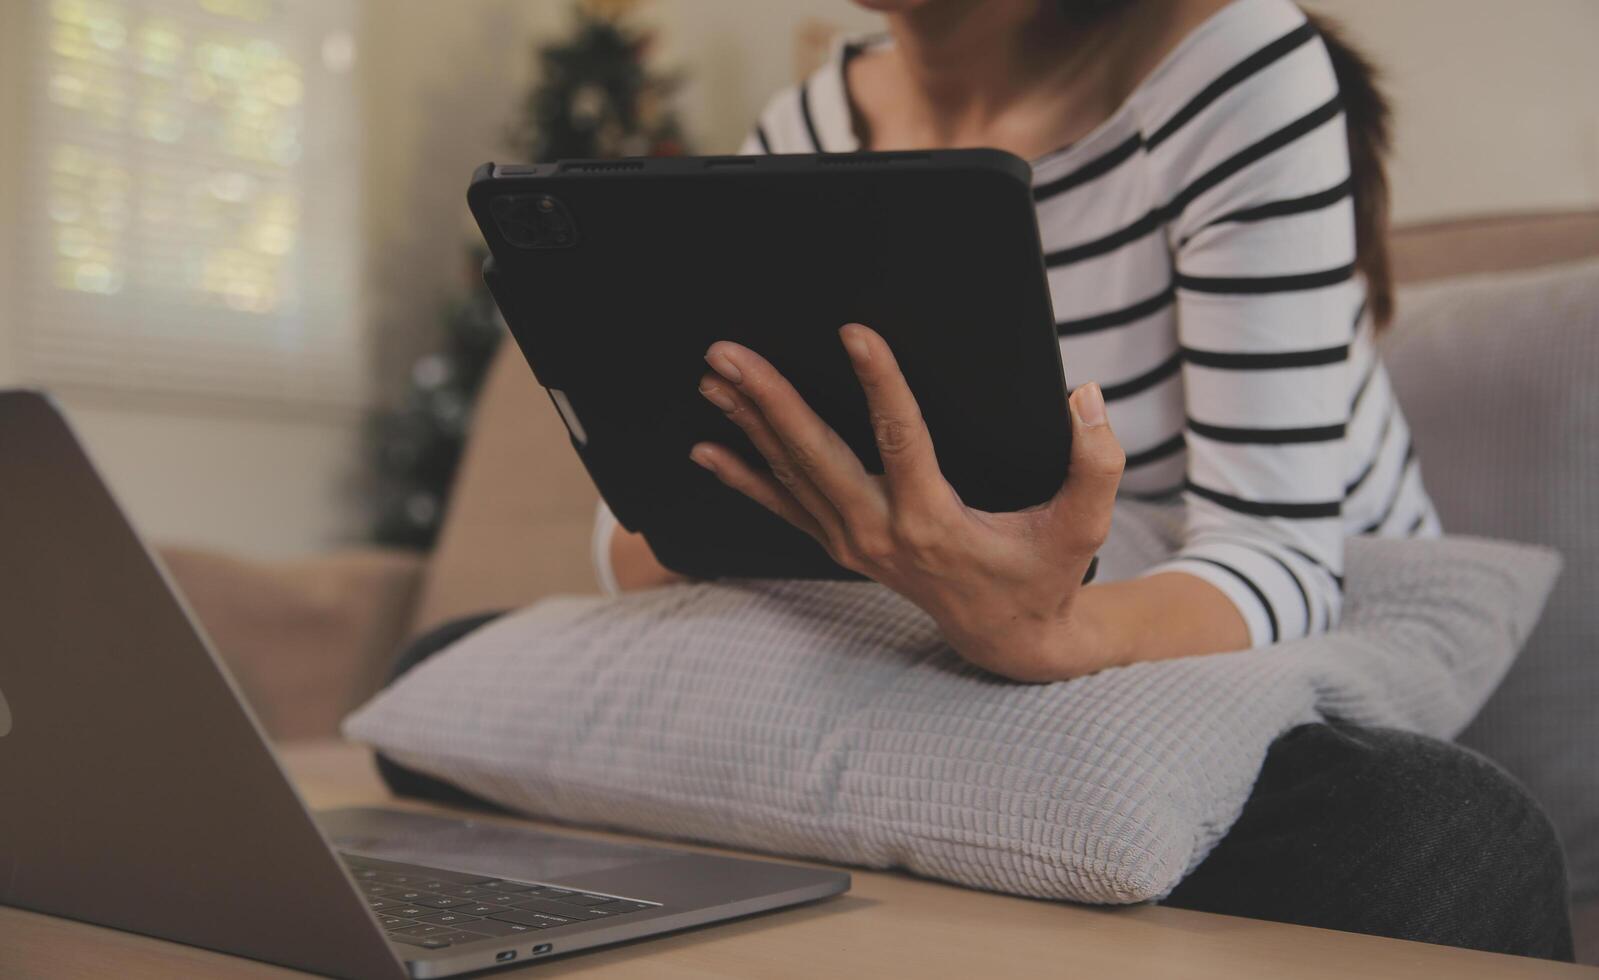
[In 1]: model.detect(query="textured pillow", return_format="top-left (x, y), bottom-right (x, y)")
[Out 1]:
top-left (1384, 258), bottom-right (1599, 900)
top-left (344, 516), bottom-right (1558, 905)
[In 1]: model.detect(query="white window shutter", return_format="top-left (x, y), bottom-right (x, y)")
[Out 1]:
top-left (17, 0), bottom-right (365, 410)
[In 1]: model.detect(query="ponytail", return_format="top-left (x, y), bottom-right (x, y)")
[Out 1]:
top-left (1304, 11), bottom-right (1395, 327)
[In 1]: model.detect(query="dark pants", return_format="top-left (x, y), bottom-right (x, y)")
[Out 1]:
top-left (377, 614), bottom-right (1575, 962)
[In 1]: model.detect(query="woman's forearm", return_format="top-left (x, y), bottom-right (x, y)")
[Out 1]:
top-left (609, 526), bottom-right (683, 592)
top-left (612, 522), bottom-right (1246, 669)
top-left (1070, 571), bottom-right (1251, 672)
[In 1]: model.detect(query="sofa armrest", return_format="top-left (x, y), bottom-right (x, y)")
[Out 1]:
top-left (159, 546), bottom-right (427, 741)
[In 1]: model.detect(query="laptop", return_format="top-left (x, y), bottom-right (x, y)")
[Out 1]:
top-left (0, 389), bottom-right (849, 978)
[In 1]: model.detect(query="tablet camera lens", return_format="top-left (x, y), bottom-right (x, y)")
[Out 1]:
top-left (493, 193), bottom-right (578, 250)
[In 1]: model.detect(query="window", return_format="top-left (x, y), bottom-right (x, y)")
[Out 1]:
top-left (15, 0), bottom-right (364, 409)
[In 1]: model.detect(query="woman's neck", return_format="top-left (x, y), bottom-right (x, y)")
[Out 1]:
top-left (852, 0), bottom-right (1214, 158)
top-left (890, 3), bottom-right (1080, 109)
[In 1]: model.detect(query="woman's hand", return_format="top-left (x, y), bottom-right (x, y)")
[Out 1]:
top-left (690, 323), bottom-right (1126, 682)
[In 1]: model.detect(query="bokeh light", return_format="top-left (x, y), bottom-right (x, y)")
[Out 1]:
top-left (45, 0), bottom-right (306, 314)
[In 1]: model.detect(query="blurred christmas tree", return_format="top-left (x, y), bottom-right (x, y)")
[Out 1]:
top-left (369, 0), bottom-right (687, 549)
top-left (513, 0), bottom-right (687, 161)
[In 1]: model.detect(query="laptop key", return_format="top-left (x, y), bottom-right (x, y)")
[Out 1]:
top-left (453, 918), bottom-right (539, 937)
top-left (501, 897), bottom-right (606, 920)
top-left (388, 905), bottom-right (429, 919)
top-left (393, 923), bottom-right (454, 938)
top-left (374, 873), bottom-right (425, 886)
top-left (366, 898), bottom-right (398, 911)
top-left (490, 909), bottom-right (575, 929)
top-left (461, 903), bottom-right (510, 916)
top-left (392, 930), bottom-right (484, 949)
top-left (378, 915), bottom-right (417, 929)
top-left (416, 911), bottom-right (483, 928)
top-left (438, 929), bottom-right (491, 946)
top-left (415, 876), bottom-right (470, 895)
top-left (371, 864), bottom-right (499, 886)
top-left (413, 894), bottom-right (472, 910)
top-left (435, 884), bottom-right (497, 900)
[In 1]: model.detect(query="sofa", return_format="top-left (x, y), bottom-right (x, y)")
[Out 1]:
top-left (160, 211), bottom-right (1599, 962)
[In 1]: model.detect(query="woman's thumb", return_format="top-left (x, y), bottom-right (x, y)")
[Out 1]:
top-left (1048, 383), bottom-right (1125, 552)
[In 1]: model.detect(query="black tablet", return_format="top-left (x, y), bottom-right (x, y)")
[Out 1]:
top-left (468, 150), bottom-right (1070, 581)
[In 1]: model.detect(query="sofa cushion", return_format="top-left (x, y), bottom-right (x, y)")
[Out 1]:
top-left (344, 517), bottom-right (1556, 905)
top-left (1384, 257), bottom-right (1599, 900)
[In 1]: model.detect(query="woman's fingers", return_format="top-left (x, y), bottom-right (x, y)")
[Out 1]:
top-left (689, 442), bottom-right (826, 542)
top-left (698, 372), bottom-right (846, 537)
top-left (1048, 382), bottom-right (1125, 556)
top-left (839, 324), bottom-right (950, 512)
top-left (704, 342), bottom-right (886, 526)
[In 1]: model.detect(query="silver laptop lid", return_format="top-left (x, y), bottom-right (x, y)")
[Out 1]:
top-left (0, 390), bottom-right (405, 979)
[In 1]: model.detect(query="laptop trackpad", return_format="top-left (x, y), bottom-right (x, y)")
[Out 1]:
top-left (315, 806), bottom-right (676, 883)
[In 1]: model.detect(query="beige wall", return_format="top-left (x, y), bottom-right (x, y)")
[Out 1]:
top-left (3, 0), bottom-right (1596, 560)
top-left (1305, 0), bottom-right (1599, 223)
top-left (59, 397), bottom-right (366, 556)
top-left (358, 0), bottom-right (556, 400)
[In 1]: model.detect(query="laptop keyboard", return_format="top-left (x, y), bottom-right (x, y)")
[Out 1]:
top-left (342, 855), bottom-right (658, 951)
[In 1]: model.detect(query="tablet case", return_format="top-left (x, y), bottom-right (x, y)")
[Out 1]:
top-left (469, 151), bottom-right (1070, 581)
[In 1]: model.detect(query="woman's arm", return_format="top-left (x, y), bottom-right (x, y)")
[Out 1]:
top-left (1137, 20), bottom-right (1357, 647)
top-left (609, 526), bottom-right (681, 591)
top-left (1074, 572), bottom-right (1248, 669)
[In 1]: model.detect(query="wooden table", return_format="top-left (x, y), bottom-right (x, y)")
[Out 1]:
top-left (2, 740), bottom-right (1592, 979)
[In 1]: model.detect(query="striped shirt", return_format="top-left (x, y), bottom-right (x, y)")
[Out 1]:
top-left (597, 0), bottom-right (1438, 646)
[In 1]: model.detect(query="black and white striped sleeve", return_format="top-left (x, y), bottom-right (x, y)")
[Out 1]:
top-left (737, 124), bottom-right (771, 156)
top-left (1142, 21), bottom-right (1356, 645)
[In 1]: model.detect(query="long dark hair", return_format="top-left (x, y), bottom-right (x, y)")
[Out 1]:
top-left (1302, 11), bottom-right (1393, 327)
top-left (1062, 2), bottom-right (1396, 327)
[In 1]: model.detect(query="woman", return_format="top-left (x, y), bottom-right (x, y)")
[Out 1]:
top-left (604, 0), bottom-right (1424, 674)
top-left (387, 0), bottom-right (1574, 958)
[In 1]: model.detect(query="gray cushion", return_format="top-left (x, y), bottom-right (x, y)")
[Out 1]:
top-left (344, 521), bottom-right (1556, 905)
top-left (1384, 258), bottom-right (1599, 900)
